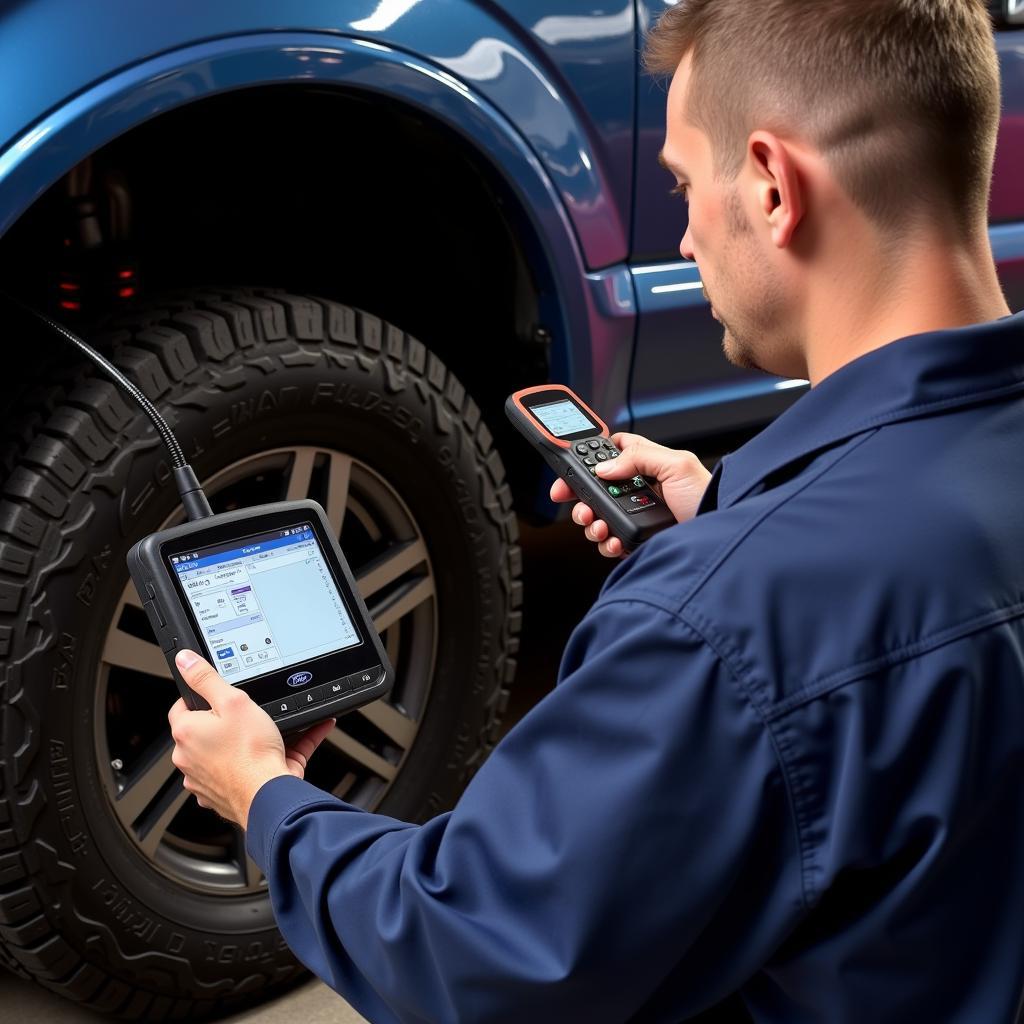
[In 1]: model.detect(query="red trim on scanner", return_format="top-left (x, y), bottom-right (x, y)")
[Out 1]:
top-left (510, 384), bottom-right (609, 448)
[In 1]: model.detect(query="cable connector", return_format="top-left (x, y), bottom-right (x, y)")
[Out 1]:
top-left (172, 465), bottom-right (214, 522)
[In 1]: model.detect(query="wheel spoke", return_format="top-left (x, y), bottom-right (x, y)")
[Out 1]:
top-left (357, 700), bottom-right (417, 749)
top-left (324, 726), bottom-right (398, 782)
top-left (332, 771), bottom-right (358, 800)
top-left (285, 448), bottom-right (318, 501)
top-left (243, 852), bottom-right (263, 889)
top-left (230, 827), bottom-right (263, 889)
top-left (138, 784), bottom-right (191, 858)
top-left (356, 538), bottom-right (429, 602)
top-left (103, 629), bottom-right (172, 679)
top-left (324, 451), bottom-right (353, 536)
top-left (115, 738), bottom-right (177, 827)
top-left (370, 575), bottom-right (435, 633)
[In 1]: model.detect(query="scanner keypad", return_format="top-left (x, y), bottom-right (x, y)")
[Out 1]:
top-left (570, 437), bottom-right (659, 510)
top-left (572, 436), bottom-right (620, 475)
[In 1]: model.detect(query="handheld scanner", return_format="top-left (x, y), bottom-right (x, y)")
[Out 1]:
top-left (505, 385), bottom-right (676, 551)
top-left (127, 499), bottom-right (392, 733)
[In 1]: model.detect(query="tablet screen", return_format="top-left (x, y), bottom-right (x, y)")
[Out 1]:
top-left (169, 523), bottom-right (361, 684)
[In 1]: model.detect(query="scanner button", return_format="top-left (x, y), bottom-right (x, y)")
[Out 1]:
top-left (145, 582), bottom-right (158, 601)
top-left (587, 439), bottom-right (601, 449)
top-left (301, 686), bottom-right (324, 706)
top-left (325, 679), bottom-right (347, 698)
top-left (595, 451), bottom-right (608, 462)
top-left (582, 456), bottom-right (596, 466)
top-left (574, 443), bottom-right (589, 454)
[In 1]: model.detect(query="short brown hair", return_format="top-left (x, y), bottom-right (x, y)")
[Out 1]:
top-left (644, 0), bottom-right (1001, 230)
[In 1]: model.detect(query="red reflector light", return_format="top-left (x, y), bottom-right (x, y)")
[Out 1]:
top-left (59, 300), bottom-right (81, 311)
top-left (118, 286), bottom-right (135, 298)
top-left (58, 281), bottom-right (80, 292)
top-left (118, 269), bottom-right (134, 280)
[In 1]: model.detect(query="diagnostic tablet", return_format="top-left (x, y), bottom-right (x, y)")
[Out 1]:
top-left (128, 499), bottom-right (391, 731)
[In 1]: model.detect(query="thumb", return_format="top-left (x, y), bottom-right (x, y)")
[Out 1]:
top-left (174, 649), bottom-right (231, 707)
top-left (595, 435), bottom-right (672, 483)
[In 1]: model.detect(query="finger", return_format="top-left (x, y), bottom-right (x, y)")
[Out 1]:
top-left (174, 650), bottom-right (232, 709)
top-left (598, 535), bottom-right (625, 559)
top-left (167, 698), bottom-right (189, 726)
top-left (571, 503), bottom-right (594, 527)
top-left (585, 519), bottom-right (609, 543)
top-left (284, 718), bottom-right (337, 767)
top-left (549, 478), bottom-right (577, 504)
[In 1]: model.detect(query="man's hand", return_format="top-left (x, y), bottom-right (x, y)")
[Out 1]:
top-left (168, 650), bottom-right (336, 830)
top-left (550, 432), bottom-right (713, 558)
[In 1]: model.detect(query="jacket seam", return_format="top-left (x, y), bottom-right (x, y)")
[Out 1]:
top-left (677, 602), bottom-right (822, 907)
top-left (765, 598), bottom-right (1024, 722)
top-left (856, 377), bottom-right (1024, 430)
top-left (594, 595), bottom-right (818, 911)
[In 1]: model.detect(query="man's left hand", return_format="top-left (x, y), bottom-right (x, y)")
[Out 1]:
top-left (168, 649), bottom-right (336, 830)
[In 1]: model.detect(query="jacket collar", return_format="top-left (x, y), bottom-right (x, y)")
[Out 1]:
top-left (713, 312), bottom-right (1024, 510)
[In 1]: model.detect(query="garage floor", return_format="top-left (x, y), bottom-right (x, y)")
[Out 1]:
top-left (0, 519), bottom-right (613, 1023)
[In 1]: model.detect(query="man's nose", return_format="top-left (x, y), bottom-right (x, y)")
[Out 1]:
top-left (679, 224), bottom-right (695, 261)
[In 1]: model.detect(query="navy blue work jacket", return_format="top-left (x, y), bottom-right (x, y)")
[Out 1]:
top-left (248, 313), bottom-right (1024, 1023)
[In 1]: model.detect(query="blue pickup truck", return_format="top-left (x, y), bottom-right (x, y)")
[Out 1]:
top-left (0, 1), bottom-right (1021, 1016)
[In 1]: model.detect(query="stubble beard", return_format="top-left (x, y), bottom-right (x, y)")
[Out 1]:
top-left (709, 189), bottom-right (784, 375)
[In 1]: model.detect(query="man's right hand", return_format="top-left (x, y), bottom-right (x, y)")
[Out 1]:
top-left (549, 432), bottom-right (713, 558)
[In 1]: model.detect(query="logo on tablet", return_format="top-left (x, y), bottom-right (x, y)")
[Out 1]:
top-left (287, 671), bottom-right (313, 688)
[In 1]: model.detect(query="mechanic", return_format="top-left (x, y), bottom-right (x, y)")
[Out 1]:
top-left (168, 1), bottom-right (1024, 1020)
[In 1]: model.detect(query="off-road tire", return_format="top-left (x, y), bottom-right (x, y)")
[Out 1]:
top-left (0, 288), bottom-right (521, 1018)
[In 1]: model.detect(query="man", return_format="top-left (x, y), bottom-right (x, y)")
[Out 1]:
top-left (169, 1), bottom-right (1024, 1020)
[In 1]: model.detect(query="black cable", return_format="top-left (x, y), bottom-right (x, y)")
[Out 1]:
top-left (8, 298), bottom-right (213, 521)
top-left (33, 310), bottom-right (189, 468)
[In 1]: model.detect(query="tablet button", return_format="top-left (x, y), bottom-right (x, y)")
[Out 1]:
top-left (347, 666), bottom-right (383, 691)
top-left (270, 695), bottom-right (297, 715)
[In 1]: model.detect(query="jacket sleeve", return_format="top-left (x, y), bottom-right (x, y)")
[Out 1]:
top-left (246, 597), bottom-right (806, 1023)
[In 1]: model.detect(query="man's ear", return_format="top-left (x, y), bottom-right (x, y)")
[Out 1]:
top-left (747, 131), bottom-right (804, 248)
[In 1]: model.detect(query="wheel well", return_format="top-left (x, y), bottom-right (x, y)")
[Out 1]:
top-left (0, 85), bottom-right (555, 512)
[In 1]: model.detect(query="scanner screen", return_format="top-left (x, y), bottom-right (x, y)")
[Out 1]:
top-left (531, 399), bottom-right (596, 437)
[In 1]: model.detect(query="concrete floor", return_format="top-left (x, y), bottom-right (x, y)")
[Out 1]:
top-left (0, 971), bottom-right (369, 1024)
top-left (1, 520), bottom-right (613, 1023)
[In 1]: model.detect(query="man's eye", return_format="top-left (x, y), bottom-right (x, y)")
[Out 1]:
top-left (669, 184), bottom-right (689, 204)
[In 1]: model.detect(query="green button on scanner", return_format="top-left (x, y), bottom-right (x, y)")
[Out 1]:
top-left (607, 485), bottom-right (622, 497)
